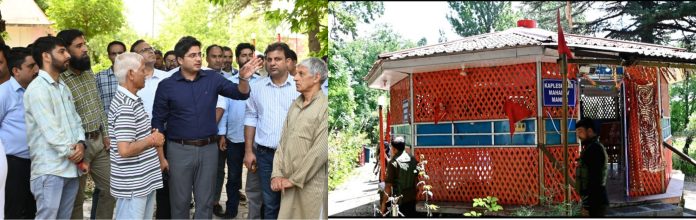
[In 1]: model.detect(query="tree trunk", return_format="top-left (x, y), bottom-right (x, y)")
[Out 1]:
top-left (685, 135), bottom-right (694, 155)
top-left (308, 25), bottom-right (321, 55)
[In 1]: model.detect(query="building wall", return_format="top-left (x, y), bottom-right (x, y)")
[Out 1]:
top-left (5, 25), bottom-right (54, 47)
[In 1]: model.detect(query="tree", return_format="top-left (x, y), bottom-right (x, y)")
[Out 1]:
top-left (524, 1), bottom-right (696, 44)
top-left (210, 0), bottom-right (328, 57)
top-left (446, 1), bottom-right (519, 37)
top-left (520, 1), bottom-right (592, 34)
top-left (417, 37), bottom-right (427, 46)
top-left (331, 24), bottom-right (415, 143)
top-left (42, 0), bottom-right (126, 71)
top-left (45, 0), bottom-right (125, 40)
top-left (329, 1), bottom-right (384, 42)
top-left (438, 29), bottom-right (447, 43)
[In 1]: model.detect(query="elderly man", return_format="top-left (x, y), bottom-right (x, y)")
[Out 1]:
top-left (108, 52), bottom-right (166, 219)
top-left (270, 57), bottom-right (328, 219)
top-left (57, 29), bottom-right (116, 220)
top-left (25, 36), bottom-right (85, 219)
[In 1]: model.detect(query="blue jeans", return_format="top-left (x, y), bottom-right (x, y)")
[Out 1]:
top-left (225, 140), bottom-right (245, 217)
top-left (256, 146), bottom-right (280, 219)
top-left (30, 174), bottom-right (79, 219)
top-left (114, 191), bottom-right (156, 219)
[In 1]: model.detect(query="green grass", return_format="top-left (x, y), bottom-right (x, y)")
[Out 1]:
top-left (670, 137), bottom-right (696, 177)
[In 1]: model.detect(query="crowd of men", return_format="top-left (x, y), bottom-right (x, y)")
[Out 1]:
top-left (0, 29), bottom-right (329, 219)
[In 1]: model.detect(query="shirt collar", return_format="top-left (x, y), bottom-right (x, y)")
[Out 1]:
top-left (173, 69), bottom-right (209, 81)
top-left (322, 80), bottom-right (328, 88)
top-left (264, 74), bottom-right (294, 88)
top-left (294, 90), bottom-right (325, 109)
top-left (8, 77), bottom-right (24, 92)
top-left (117, 85), bottom-right (140, 101)
top-left (38, 70), bottom-right (59, 86)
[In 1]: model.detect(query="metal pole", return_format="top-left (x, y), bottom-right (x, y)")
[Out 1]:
top-left (560, 53), bottom-right (570, 216)
top-left (379, 105), bottom-right (385, 181)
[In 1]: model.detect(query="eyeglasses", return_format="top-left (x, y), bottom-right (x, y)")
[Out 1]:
top-left (138, 47), bottom-right (155, 54)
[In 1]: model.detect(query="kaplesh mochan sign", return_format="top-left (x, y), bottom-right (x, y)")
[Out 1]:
top-left (542, 79), bottom-right (577, 107)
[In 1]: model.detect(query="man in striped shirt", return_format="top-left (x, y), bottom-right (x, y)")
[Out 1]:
top-left (243, 42), bottom-right (301, 219)
top-left (108, 52), bottom-right (166, 219)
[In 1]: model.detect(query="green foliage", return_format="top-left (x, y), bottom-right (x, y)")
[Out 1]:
top-left (523, 1), bottom-right (696, 44)
top-left (672, 138), bottom-right (696, 177)
top-left (473, 196), bottom-right (504, 212)
top-left (463, 211), bottom-right (481, 217)
top-left (330, 24), bottom-right (414, 144)
top-left (210, 0), bottom-right (328, 57)
top-left (671, 73), bottom-right (696, 133)
top-left (328, 1), bottom-right (384, 42)
top-left (520, 1), bottom-right (591, 34)
top-left (263, 0), bottom-right (327, 56)
top-left (46, 0), bottom-right (125, 40)
top-left (417, 37), bottom-right (427, 46)
top-left (328, 130), bottom-right (368, 190)
top-left (88, 26), bottom-right (140, 73)
top-left (446, 1), bottom-right (519, 37)
top-left (512, 206), bottom-right (536, 217)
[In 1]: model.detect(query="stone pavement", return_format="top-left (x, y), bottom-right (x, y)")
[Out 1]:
top-left (328, 160), bottom-right (381, 217)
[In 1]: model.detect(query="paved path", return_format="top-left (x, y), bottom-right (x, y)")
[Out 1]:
top-left (328, 160), bottom-right (381, 217)
top-left (81, 165), bottom-right (251, 219)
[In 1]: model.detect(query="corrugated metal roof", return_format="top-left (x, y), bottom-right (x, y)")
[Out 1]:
top-left (379, 27), bottom-right (696, 61)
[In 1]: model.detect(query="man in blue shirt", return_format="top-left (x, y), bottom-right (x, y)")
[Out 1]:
top-left (1, 47), bottom-right (38, 219)
top-left (243, 42), bottom-right (301, 219)
top-left (152, 36), bottom-right (261, 219)
top-left (216, 42), bottom-right (260, 218)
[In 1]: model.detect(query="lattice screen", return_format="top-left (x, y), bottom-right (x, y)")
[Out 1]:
top-left (390, 78), bottom-right (410, 125)
top-left (414, 147), bottom-right (540, 205)
top-left (580, 95), bottom-right (622, 120)
top-left (412, 63), bottom-right (537, 122)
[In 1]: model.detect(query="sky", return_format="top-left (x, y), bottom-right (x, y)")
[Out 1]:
top-left (355, 1), bottom-right (607, 46)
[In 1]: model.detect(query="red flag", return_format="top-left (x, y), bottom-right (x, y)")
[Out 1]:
top-left (557, 9), bottom-right (573, 59)
top-left (504, 99), bottom-right (532, 138)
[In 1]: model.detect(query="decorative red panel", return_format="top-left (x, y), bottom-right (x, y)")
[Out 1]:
top-left (414, 147), bottom-right (540, 205)
top-left (542, 145), bottom-right (581, 203)
top-left (625, 66), bottom-right (665, 197)
top-left (412, 63), bottom-right (537, 123)
top-left (389, 78), bottom-right (410, 125)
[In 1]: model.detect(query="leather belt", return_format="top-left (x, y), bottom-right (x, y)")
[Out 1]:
top-left (171, 136), bottom-right (218, 147)
top-left (85, 129), bottom-right (101, 140)
top-left (255, 144), bottom-right (276, 153)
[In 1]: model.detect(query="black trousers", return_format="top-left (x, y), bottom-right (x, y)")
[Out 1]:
top-left (155, 142), bottom-right (171, 219)
top-left (5, 155), bottom-right (36, 219)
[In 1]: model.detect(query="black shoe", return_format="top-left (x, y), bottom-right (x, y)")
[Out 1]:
top-left (223, 211), bottom-right (237, 219)
top-left (240, 192), bottom-right (247, 202)
top-left (213, 204), bottom-right (225, 217)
